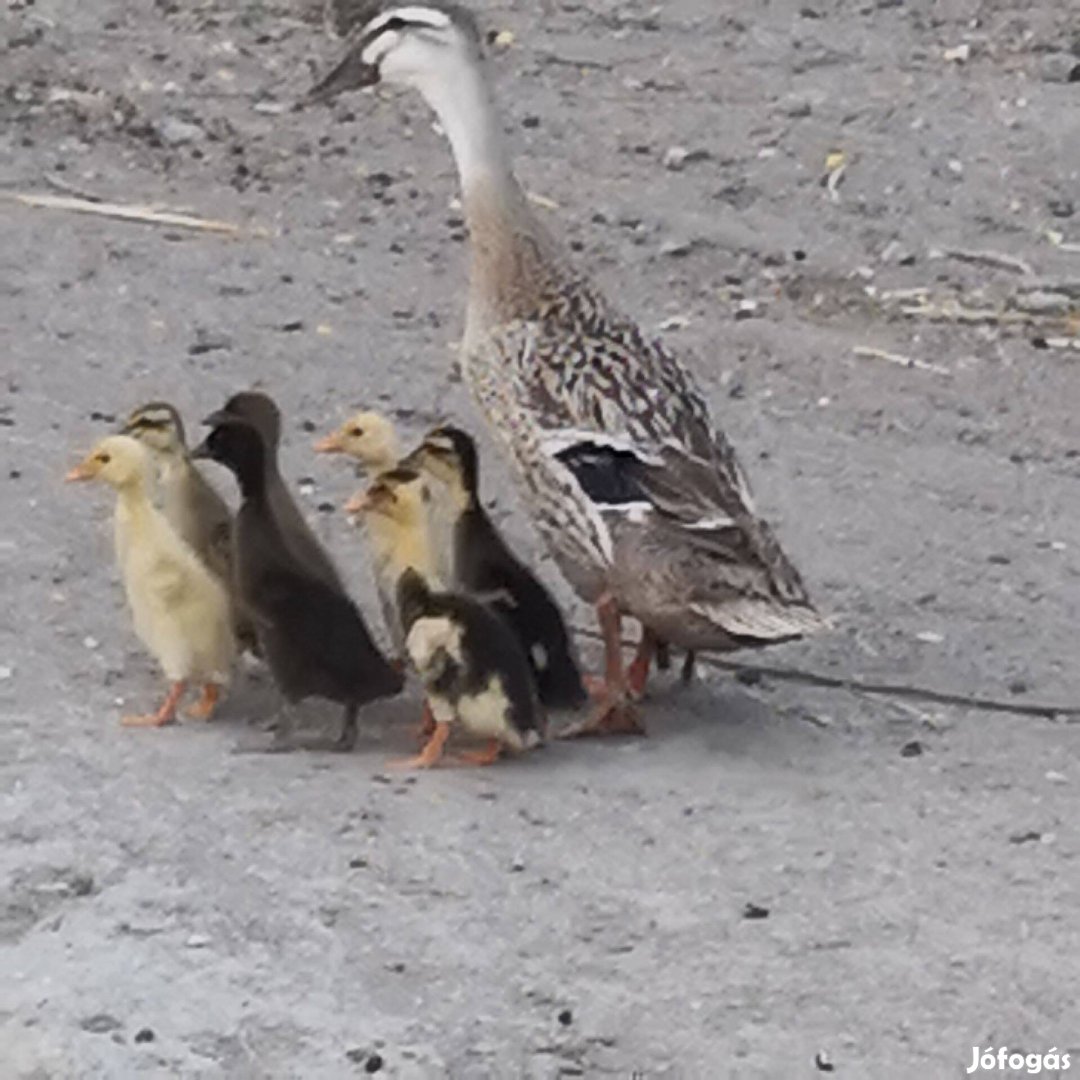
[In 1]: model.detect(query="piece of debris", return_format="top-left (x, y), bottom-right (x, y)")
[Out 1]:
top-left (915, 630), bottom-right (945, 644)
top-left (81, 1014), bottom-right (123, 1035)
top-left (558, 1009), bottom-right (574, 1026)
top-left (900, 740), bottom-right (924, 758)
top-left (943, 44), bottom-right (971, 63)
top-left (1045, 771), bottom-right (1068, 785)
top-left (188, 328), bottom-right (233, 355)
top-left (853, 346), bottom-right (950, 376)
top-left (930, 247), bottom-right (1035, 276)
top-left (1009, 830), bottom-right (1042, 845)
top-left (815, 1050), bottom-right (836, 1072)
top-left (133, 1028), bottom-right (156, 1044)
top-left (743, 902), bottom-right (770, 920)
top-left (1, 191), bottom-right (260, 236)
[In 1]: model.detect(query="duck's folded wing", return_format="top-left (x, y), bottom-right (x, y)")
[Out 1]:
top-left (542, 430), bottom-right (824, 638)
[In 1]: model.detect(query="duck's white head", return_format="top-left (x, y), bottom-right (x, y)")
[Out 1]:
top-left (312, 3), bottom-right (484, 101)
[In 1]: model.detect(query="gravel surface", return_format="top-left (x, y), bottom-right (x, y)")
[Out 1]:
top-left (3, 0), bottom-right (1079, 1076)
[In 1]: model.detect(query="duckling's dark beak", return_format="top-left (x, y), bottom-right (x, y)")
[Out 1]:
top-left (305, 51), bottom-right (380, 106)
top-left (189, 437), bottom-right (212, 461)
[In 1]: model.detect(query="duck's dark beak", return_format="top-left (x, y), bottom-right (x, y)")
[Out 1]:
top-left (201, 409), bottom-right (230, 428)
top-left (305, 50), bottom-right (381, 106)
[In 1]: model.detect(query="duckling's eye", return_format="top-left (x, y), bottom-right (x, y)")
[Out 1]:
top-left (350, 427), bottom-right (364, 437)
top-left (96, 453), bottom-right (111, 464)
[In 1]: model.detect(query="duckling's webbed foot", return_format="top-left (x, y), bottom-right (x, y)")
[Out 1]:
top-left (389, 719), bottom-right (451, 769)
top-left (411, 699), bottom-right (437, 743)
top-left (122, 681), bottom-right (186, 728)
top-left (186, 682), bottom-right (221, 720)
top-left (448, 739), bottom-right (502, 766)
top-left (335, 705), bottom-right (358, 752)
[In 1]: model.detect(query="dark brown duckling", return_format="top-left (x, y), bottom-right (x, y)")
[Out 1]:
top-left (404, 426), bottom-right (587, 711)
top-left (208, 391), bottom-right (343, 590)
top-left (192, 417), bottom-right (402, 750)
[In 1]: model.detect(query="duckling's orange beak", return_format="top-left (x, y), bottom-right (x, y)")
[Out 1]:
top-left (314, 430), bottom-right (345, 454)
top-left (344, 490), bottom-right (369, 516)
top-left (65, 455), bottom-right (98, 482)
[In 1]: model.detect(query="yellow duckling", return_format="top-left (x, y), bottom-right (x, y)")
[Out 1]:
top-left (66, 435), bottom-right (236, 726)
top-left (314, 409), bottom-right (402, 473)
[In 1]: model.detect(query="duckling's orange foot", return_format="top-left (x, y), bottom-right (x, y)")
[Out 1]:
top-left (122, 682), bottom-right (185, 728)
top-left (389, 719), bottom-right (450, 770)
top-left (556, 696), bottom-right (645, 739)
top-left (448, 739), bottom-right (502, 767)
top-left (185, 683), bottom-right (221, 721)
top-left (411, 700), bottom-right (438, 743)
top-left (121, 713), bottom-right (176, 728)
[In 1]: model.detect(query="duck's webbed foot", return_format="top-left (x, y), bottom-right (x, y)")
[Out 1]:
top-left (557, 594), bottom-right (647, 738)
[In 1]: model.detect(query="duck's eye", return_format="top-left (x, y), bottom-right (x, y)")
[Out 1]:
top-left (350, 427), bottom-right (364, 438)
top-left (97, 453), bottom-right (111, 465)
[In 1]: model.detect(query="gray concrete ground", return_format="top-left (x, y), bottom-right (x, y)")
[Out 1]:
top-left (2, 0), bottom-right (1079, 1076)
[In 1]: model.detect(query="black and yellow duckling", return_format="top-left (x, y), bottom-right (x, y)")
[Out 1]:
top-left (209, 391), bottom-right (343, 590)
top-left (404, 426), bottom-right (587, 711)
top-left (192, 417), bottom-right (402, 750)
top-left (347, 468), bottom-right (542, 768)
top-left (121, 401), bottom-right (258, 653)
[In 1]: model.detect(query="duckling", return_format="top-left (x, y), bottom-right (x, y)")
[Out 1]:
top-left (191, 417), bottom-right (402, 750)
top-left (65, 435), bottom-right (235, 726)
top-left (121, 401), bottom-right (258, 654)
top-left (314, 410), bottom-right (402, 473)
top-left (208, 391), bottom-right (343, 590)
top-left (347, 468), bottom-right (542, 768)
top-left (404, 425), bottom-right (587, 710)
top-left (315, 409), bottom-right (454, 655)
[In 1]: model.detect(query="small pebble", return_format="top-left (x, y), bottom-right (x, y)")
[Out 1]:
top-left (133, 1028), bottom-right (155, 1044)
top-left (900, 740), bottom-right (924, 758)
top-left (558, 1008), bottom-right (573, 1026)
top-left (365, 1052), bottom-right (384, 1073)
top-left (815, 1050), bottom-right (836, 1072)
top-left (743, 902), bottom-right (770, 920)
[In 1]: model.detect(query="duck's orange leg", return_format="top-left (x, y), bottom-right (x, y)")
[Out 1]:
top-left (186, 683), bottom-right (221, 720)
top-left (626, 628), bottom-right (658, 700)
top-left (123, 681), bottom-right (186, 728)
top-left (389, 719), bottom-right (451, 769)
top-left (558, 595), bottom-right (644, 738)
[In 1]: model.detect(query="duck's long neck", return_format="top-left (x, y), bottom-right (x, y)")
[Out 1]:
top-left (418, 64), bottom-right (552, 334)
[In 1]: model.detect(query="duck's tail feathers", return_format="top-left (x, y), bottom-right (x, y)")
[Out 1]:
top-left (691, 599), bottom-right (829, 643)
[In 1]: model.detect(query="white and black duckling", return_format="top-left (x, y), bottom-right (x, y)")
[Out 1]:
top-left (311, 3), bottom-right (825, 738)
top-left (121, 401), bottom-right (258, 653)
top-left (192, 417), bottom-right (402, 751)
top-left (314, 409), bottom-right (402, 473)
top-left (208, 391), bottom-right (343, 591)
top-left (347, 468), bottom-right (541, 767)
top-left (66, 435), bottom-right (235, 726)
top-left (404, 425), bottom-right (586, 710)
